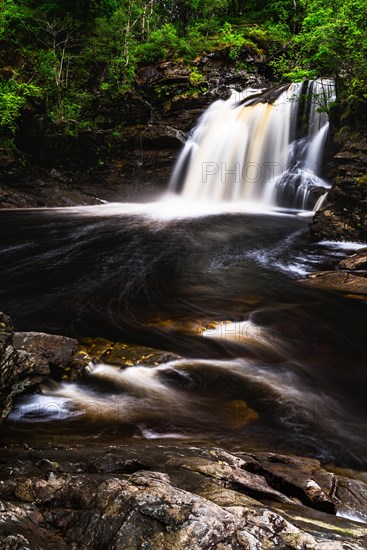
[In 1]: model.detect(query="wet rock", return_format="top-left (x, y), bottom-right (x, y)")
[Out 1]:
top-left (0, 312), bottom-right (12, 332)
top-left (244, 452), bottom-right (337, 513)
top-left (76, 337), bottom-right (179, 368)
top-left (13, 332), bottom-right (77, 371)
top-left (298, 271), bottom-right (367, 297)
top-left (0, 164), bottom-right (118, 208)
top-left (336, 476), bottom-right (367, 523)
top-left (168, 453), bottom-right (295, 505)
top-left (120, 123), bottom-right (187, 149)
top-left (0, 313), bottom-right (50, 424)
top-left (0, 350), bottom-right (49, 423)
top-left (0, 443), bottom-right (366, 549)
top-left (339, 248), bottom-right (367, 270)
top-left (310, 133), bottom-right (367, 242)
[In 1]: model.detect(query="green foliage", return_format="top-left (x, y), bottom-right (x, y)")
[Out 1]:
top-left (270, 0), bottom-right (367, 108)
top-left (1, 0), bottom-right (366, 147)
top-left (0, 78), bottom-right (40, 131)
top-left (219, 22), bottom-right (261, 60)
top-left (136, 23), bottom-right (186, 62)
top-left (189, 67), bottom-right (206, 86)
top-left (48, 91), bottom-right (93, 136)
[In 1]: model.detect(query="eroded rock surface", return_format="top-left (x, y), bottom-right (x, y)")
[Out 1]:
top-left (299, 270), bottom-right (367, 297)
top-left (311, 135), bottom-right (367, 242)
top-left (339, 248), bottom-right (367, 270)
top-left (0, 313), bottom-right (50, 423)
top-left (13, 332), bottom-right (77, 372)
top-left (0, 442), bottom-right (366, 549)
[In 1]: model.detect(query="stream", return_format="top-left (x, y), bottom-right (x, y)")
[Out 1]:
top-left (1, 202), bottom-right (367, 468)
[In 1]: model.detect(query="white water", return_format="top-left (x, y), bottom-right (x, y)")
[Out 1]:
top-left (170, 79), bottom-right (335, 211)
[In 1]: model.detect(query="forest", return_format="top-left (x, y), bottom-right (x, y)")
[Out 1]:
top-left (1, 0), bottom-right (367, 148)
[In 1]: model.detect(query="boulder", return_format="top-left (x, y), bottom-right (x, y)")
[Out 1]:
top-left (75, 337), bottom-right (179, 369)
top-left (335, 476), bottom-right (367, 524)
top-left (339, 248), bottom-right (367, 270)
top-left (0, 313), bottom-right (50, 424)
top-left (299, 271), bottom-right (367, 297)
top-left (13, 332), bottom-right (77, 370)
top-left (0, 312), bottom-right (85, 422)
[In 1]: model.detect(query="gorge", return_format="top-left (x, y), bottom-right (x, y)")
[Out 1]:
top-left (1, 78), bottom-right (367, 549)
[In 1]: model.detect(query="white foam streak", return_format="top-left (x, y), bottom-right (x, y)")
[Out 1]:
top-left (48, 198), bottom-right (307, 221)
top-left (316, 241), bottom-right (367, 250)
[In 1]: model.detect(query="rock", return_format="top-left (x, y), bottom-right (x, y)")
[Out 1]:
top-left (299, 271), bottom-right (367, 297)
top-left (1, 312), bottom-right (52, 423)
top-left (0, 312), bottom-right (91, 422)
top-left (243, 452), bottom-right (337, 514)
top-left (0, 345), bottom-right (49, 424)
top-left (0, 312), bottom-right (13, 349)
top-left (310, 132), bottom-right (367, 242)
top-left (0, 312), bottom-right (13, 333)
top-left (0, 165), bottom-right (121, 208)
top-left (336, 476), bottom-right (367, 523)
top-left (13, 332), bottom-right (77, 370)
top-left (339, 248), bottom-right (367, 270)
top-left (0, 443), bottom-right (366, 549)
top-left (76, 337), bottom-right (180, 368)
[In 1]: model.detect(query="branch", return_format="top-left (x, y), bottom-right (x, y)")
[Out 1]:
top-left (264, 38), bottom-right (294, 64)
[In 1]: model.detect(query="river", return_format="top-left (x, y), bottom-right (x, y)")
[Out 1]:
top-left (1, 201), bottom-right (366, 468)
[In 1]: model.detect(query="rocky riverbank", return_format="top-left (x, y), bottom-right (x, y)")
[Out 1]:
top-left (1, 310), bottom-right (367, 548)
top-left (310, 134), bottom-right (367, 243)
top-left (1, 439), bottom-right (367, 549)
top-left (299, 248), bottom-right (367, 297)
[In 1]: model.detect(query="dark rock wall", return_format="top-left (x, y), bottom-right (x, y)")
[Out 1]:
top-left (0, 57), bottom-right (264, 207)
top-left (1, 57), bottom-right (367, 242)
top-left (311, 135), bottom-right (367, 242)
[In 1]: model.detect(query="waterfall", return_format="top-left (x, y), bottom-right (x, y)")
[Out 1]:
top-left (169, 79), bottom-right (335, 211)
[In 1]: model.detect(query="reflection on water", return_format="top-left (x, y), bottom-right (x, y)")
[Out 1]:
top-left (1, 203), bottom-right (366, 467)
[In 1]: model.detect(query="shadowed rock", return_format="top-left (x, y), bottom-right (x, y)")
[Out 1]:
top-left (0, 442), bottom-right (366, 549)
top-left (299, 271), bottom-right (367, 297)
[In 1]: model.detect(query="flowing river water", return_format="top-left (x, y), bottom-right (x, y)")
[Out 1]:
top-left (1, 81), bottom-right (367, 469)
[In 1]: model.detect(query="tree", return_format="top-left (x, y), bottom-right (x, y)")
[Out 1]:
top-left (270, 0), bottom-right (367, 107)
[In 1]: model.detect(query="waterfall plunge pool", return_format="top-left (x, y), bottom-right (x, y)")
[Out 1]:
top-left (1, 205), bottom-right (367, 468)
top-left (1, 80), bottom-right (367, 468)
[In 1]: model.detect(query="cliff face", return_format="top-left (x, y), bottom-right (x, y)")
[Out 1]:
top-left (2, 62), bottom-right (367, 243)
top-left (310, 134), bottom-right (367, 242)
top-left (0, 57), bottom-right (264, 207)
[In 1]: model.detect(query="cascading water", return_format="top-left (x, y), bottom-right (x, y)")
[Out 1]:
top-left (169, 79), bottom-right (335, 211)
top-left (3, 78), bottom-right (367, 470)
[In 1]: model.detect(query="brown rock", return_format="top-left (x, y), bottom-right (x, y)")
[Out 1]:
top-left (0, 319), bottom-right (51, 423)
top-left (336, 476), bottom-right (367, 523)
top-left (246, 452), bottom-right (336, 513)
top-left (13, 332), bottom-right (78, 369)
top-left (299, 271), bottom-right (367, 296)
top-left (77, 337), bottom-right (179, 368)
top-left (339, 248), bottom-right (367, 270)
top-left (0, 444), bottom-right (366, 549)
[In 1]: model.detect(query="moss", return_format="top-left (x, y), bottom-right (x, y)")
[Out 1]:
top-left (334, 126), bottom-right (360, 144)
top-left (356, 172), bottom-right (367, 186)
